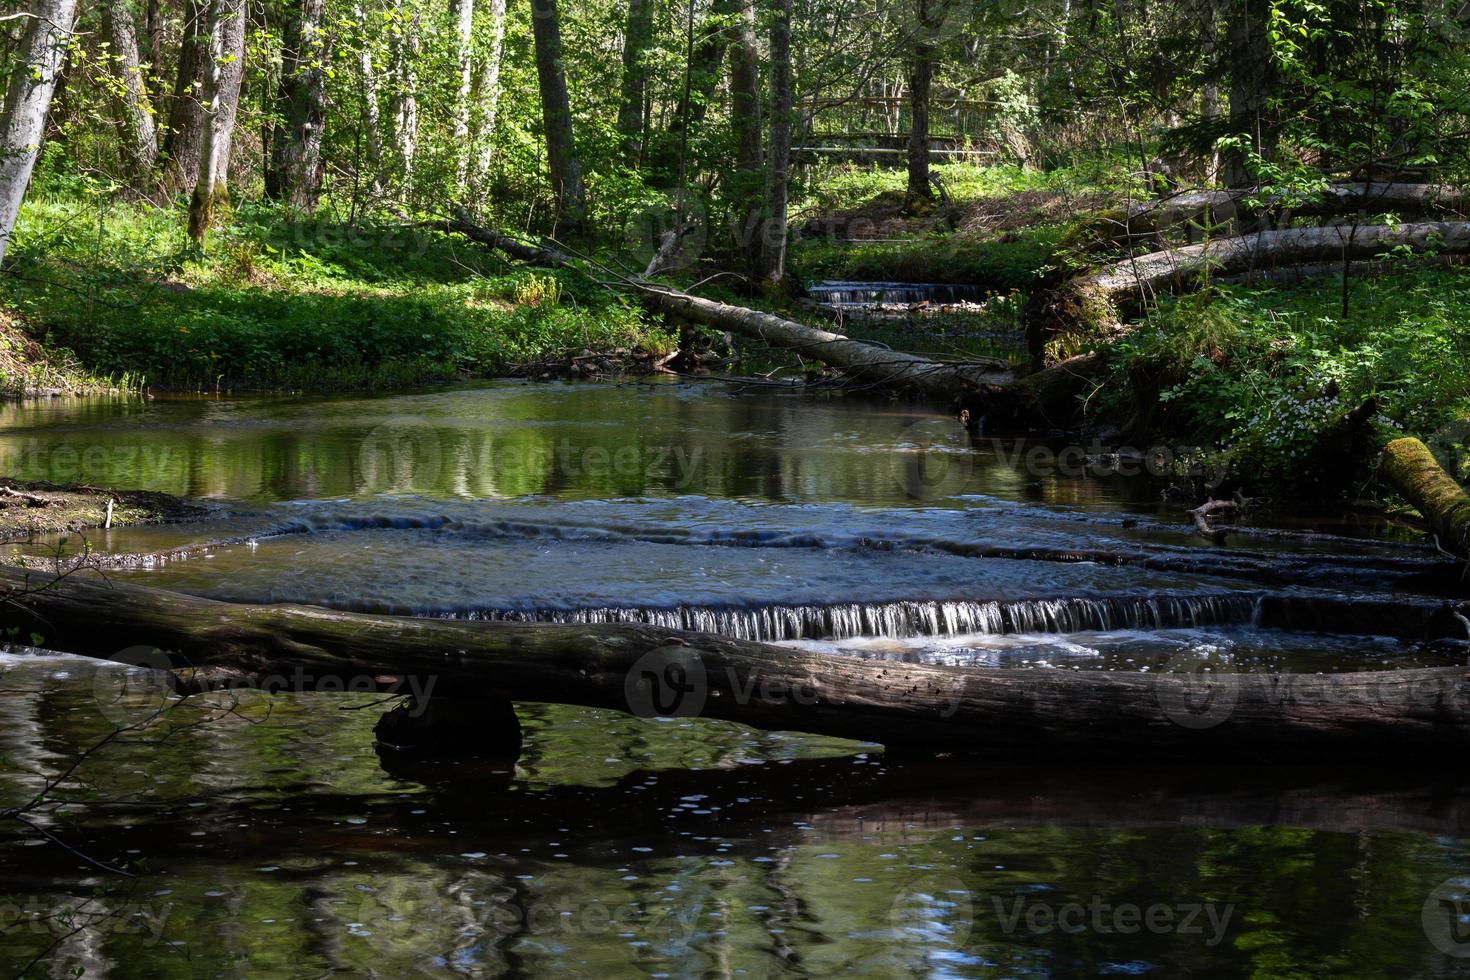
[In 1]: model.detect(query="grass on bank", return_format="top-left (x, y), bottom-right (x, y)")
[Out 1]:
top-left (1, 197), bottom-right (673, 392)
top-left (785, 161), bottom-right (1116, 288)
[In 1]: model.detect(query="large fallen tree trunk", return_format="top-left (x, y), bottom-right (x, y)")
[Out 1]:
top-left (3, 565), bottom-right (1470, 762)
top-left (1380, 437), bottom-right (1470, 561)
top-left (1028, 221), bottom-right (1470, 363)
top-left (1113, 182), bottom-right (1469, 240)
top-left (436, 214), bottom-right (1013, 397)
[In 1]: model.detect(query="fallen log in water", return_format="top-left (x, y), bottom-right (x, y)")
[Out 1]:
top-left (1380, 437), bottom-right (1470, 562)
top-left (3, 565), bottom-right (1470, 762)
top-left (434, 213), bottom-right (1013, 398)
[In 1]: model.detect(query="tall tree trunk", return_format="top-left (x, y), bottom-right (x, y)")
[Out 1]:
top-left (388, 0), bottom-right (420, 192)
top-left (101, 0), bottom-right (159, 178)
top-left (351, 0), bottom-right (384, 195)
top-left (672, 0), bottom-right (734, 136)
top-left (905, 0), bottom-right (934, 205)
top-left (266, 0), bottom-right (327, 210)
top-left (469, 0), bottom-right (506, 196)
top-left (1224, 0), bottom-right (1273, 188)
top-left (0, 0), bottom-right (79, 265)
top-left (1200, 0), bottom-right (1221, 182)
top-left (616, 0), bottom-right (654, 162)
top-left (143, 0), bottom-right (164, 106)
top-left (158, 0), bottom-right (208, 194)
top-left (450, 0), bottom-right (474, 191)
top-left (759, 0), bottom-right (793, 284)
top-left (187, 0), bottom-right (247, 243)
top-left (728, 0), bottom-right (762, 267)
top-left (531, 0), bottom-right (584, 232)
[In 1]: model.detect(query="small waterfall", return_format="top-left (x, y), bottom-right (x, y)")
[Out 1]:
top-left (806, 281), bottom-right (990, 307)
top-left (448, 594), bottom-right (1260, 643)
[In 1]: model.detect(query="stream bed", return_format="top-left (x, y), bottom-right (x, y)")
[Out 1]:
top-left (1, 380), bottom-right (1468, 977)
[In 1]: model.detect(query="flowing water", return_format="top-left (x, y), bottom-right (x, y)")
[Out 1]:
top-left (0, 381), bottom-right (1467, 978)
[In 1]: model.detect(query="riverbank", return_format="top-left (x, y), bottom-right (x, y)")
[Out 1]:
top-left (1, 197), bottom-right (675, 393)
top-left (785, 163), bottom-right (1470, 499)
top-left (0, 479), bottom-right (207, 542)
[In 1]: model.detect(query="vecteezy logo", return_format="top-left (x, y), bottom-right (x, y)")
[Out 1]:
top-left (623, 193), bottom-right (707, 275)
top-left (890, 418), bottom-right (975, 501)
top-left (91, 646), bottom-right (177, 728)
top-left (1427, 417), bottom-right (1470, 487)
top-left (624, 646), bottom-right (708, 719)
top-left (889, 875), bottom-right (974, 947)
top-left (357, 420), bottom-right (443, 493)
top-left (1425, 878), bottom-right (1470, 957)
top-left (1156, 653), bottom-right (1240, 730)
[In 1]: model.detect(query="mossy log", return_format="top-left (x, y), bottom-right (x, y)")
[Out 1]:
top-left (4, 565), bottom-right (1470, 762)
top-left (1030, 222), bottom-right (1470, 365)
top-left (1381, 437), bottom-right (1470, 559)
top-left (1091, 183), bottom-right (1470, 245)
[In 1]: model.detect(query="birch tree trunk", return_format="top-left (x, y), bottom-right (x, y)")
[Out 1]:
top-left (187, 0), bottom-right (247, 243)
top-left (616, 0), bottom-right (653, 162)
top-left (469, 0), bottom-right (505, 196)
top-left (759, 0), bottom-right (793, 284)
top-left (388, 0), bottom-right (420, 191)
top-left (158, 0), bottom-right (208, 194)
top-left (531, 0), bottom-right (584, 231)
top-left (0, 0), bottom-right (79, 264)
top-left (101, 0), bottom-right (158, 178)
top-left (351, 0), bottom-right (384, 195)
top-left (266, 0), bottom-right (327, 210)
top-left (450, 0), bottom-right (474, 191)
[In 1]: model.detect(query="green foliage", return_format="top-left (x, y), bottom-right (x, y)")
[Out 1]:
top-left (1, 197), bottom-right (670, 392)
top-left (790, 229), bottom-right (1061, 289)
top-left (1105, 269), bottom-right (1470, 491)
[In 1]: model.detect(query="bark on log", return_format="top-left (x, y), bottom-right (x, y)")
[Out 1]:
top-left (4, 566), bottom-right (1470, 762)
top-left (1090, 221), bottom-right (1470, 303)
top-left (1381, 437), bottom-right (1470, 560)
top-left (1113, 183), bottom-right (1469, 240)
top-left (1030, 221), bottom-right (1470, 360)
top-left (435, 214), bottom-right (1014, 396)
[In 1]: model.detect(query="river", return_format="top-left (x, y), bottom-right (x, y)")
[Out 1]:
top-left (0, 380), bottom-right (1467, 977)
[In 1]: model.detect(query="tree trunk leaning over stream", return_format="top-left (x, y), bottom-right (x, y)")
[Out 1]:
top-left (3, 565), bottom-right (1470, 762)
top-left (434, 213), bottom-right (1013, 396)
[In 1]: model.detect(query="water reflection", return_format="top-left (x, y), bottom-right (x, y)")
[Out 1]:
top-left (1, 386), bottom-right (1465, 977)
top-left (2, 657), bottom-right (1470, 977)
top-left (0, 383), bottom-right (1167, 509)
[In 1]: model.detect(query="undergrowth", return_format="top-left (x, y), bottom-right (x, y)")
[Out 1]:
top-left (1, 197), bottom-right (673, 391)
